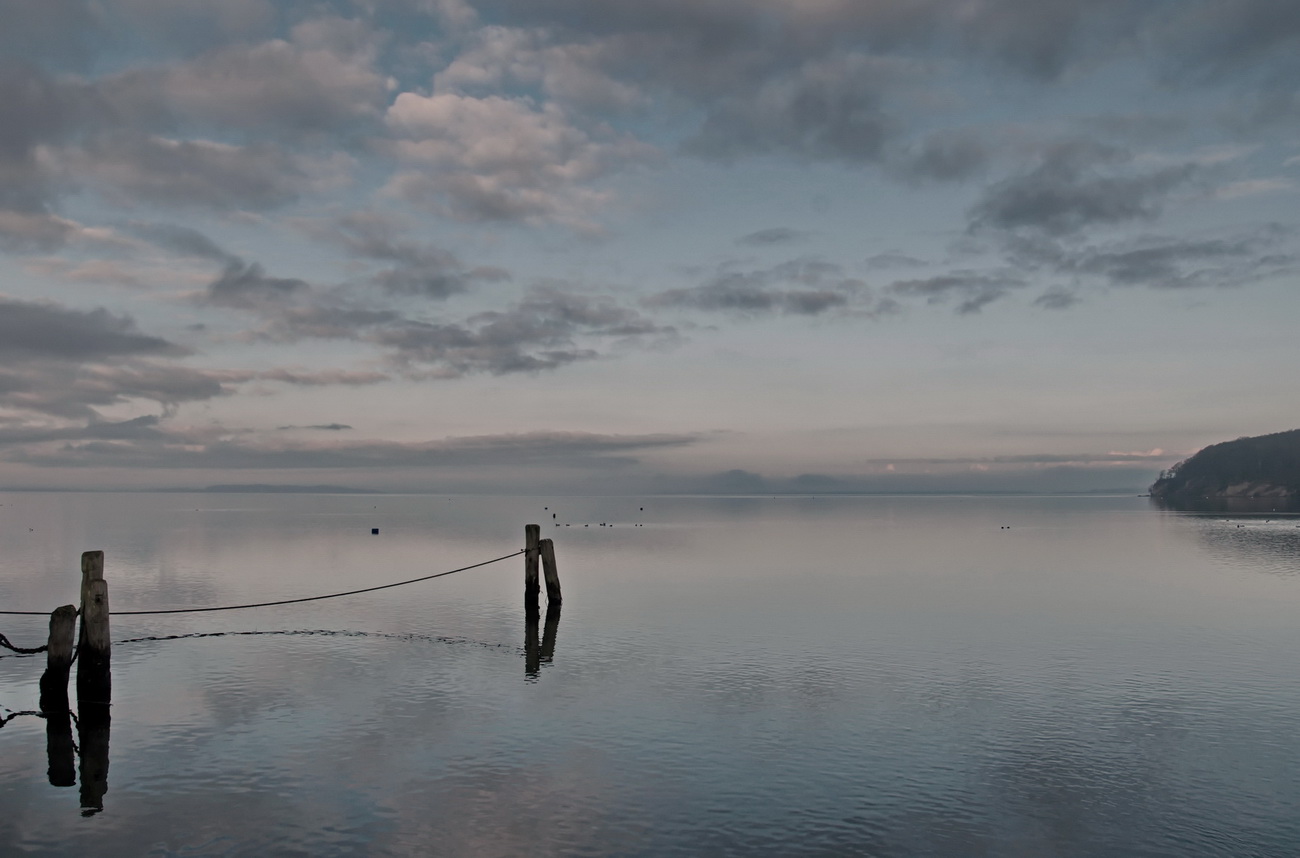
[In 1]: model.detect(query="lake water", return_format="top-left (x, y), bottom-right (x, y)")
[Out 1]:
top-left (2, 492), bottom-right (1299, 857)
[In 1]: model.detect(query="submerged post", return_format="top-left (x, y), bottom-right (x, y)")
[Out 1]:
top-left (540, 538), bottom-right (561, 606)
top-left (525, 524), bottom-right (541, 610)
top-left (76, 550), bottom-right (111, 705)
top-left (38, 604), bottom-right (78, 713)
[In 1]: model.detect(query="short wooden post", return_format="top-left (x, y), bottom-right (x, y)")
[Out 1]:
top-left (38, 604), bottom-right (78, 713)
top-left (525, 524), bottom-right (541, 610)
top-left (76, 550), bottom-right (111, 705)
top-left (540, 538), bottom-right (561, 606)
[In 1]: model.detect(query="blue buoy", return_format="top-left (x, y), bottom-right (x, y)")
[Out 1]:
top-left (371, 527), bottom-right (379, 535)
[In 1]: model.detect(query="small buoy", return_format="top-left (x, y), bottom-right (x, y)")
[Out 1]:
top-left (371, 527), bottom-right (380, 534)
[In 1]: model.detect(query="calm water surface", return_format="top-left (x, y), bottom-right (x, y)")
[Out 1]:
top-left (1, 493), bottom-right (1298, 857)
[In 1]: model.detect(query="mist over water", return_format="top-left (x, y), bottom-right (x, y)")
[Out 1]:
top-left (2, 493), bottom-right (1299, 856)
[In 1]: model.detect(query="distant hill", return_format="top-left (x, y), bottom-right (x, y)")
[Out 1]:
top-left (202, 484), bottom-right (378, 494)
top-left (1150, 429), bottom-right (1300, 505)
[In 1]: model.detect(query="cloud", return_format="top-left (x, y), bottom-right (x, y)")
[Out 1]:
top-left (127, 222), bottom-right (235, 263)
top-left (968, 139), bottom-right (1198, 236)
top-left (0, 296), bottom-right (185, 361)
top-left (384, 91), bottom-right (655, 226)
top-left (890, 272), bottom-right (1024, 314)
top-left (10, 429), bottom-right (702, 470)
top-left (277, 423), bottom-right (354, 431)
top-left (324, 212), bottom-right (511, 299)
top-left (647, 258), bottom-right (866, 316)
top-left (684, 53), bottom-right (901, 163)
top-left (100, 18), bottom-right (389, 135)
top-left (1004, 224), bottom-right (1297, 290)
top-left (206, 260), bottom-right (308, 309)
top-left (47, 133), bottom-right (352, 211)
top-left (374, 286), bottom-right (672, 376)
top-left (736, 228), bottom-right (809, 246)
top-left (1034, 288), bottom-right (1080, 310)
top-left (895, 128), bottom-right (991, 182)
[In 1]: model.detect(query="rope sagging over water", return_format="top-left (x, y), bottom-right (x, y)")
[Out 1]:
top-left (0, 548), bottom-right (525, 618)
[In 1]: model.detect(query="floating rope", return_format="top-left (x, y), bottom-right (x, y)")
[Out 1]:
top-left (0, 633), bottom-right (47, 654)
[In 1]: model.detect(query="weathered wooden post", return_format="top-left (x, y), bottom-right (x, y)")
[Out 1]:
top-left (72, 550), bottom-right (111, 813)
top-left (525, 524), bottom-right (541, 610)
top-left (539, 538), bottom-right (561, 606)
top-left (38, 604), bottom-right (78, 713)
top-left (76, 550), bottom-right (111, 706)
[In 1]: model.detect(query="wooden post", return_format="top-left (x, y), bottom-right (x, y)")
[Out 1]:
top-left (38, 604), bottom-right (77, 713)
top-left (75, 550), bottom-right (111, 814)
top-left (525, 524), bottom-right (541, 610)
top-left (540, 538), bottom-right (561, 606)
top-left (76, 551), bottom-right (111, 706)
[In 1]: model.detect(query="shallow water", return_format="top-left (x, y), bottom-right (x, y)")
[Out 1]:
top-left (2, 493), bottom-right (1299, 857)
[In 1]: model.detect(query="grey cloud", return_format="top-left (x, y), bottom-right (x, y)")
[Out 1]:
top-left (0, 0), bottom-right (104, 71)
top-left (1155, 0), bottom-right (1300, 80)
top-left (105, 0), bottom-right (277, 53)
top-left (866, 251), bottom-right (926, 269)
top-left (895, 129), bottom-right (990, 182)
top-left (1034, 289), bottom-right (1080, 310)
top-left (375, 288), bottom-right (671, 376)
top-left (1, 362), bottom-right (235, 420)
top-left (255, 369), bottom-right (388, 387)
top-left (1005, 225), bottom-right (1296, 290)
top-left (53, 133), bottom-right (335, 211)
top-left (207, 260), bottom-right (308, 308)
top-left (736, 228), bottom-right (809, 247)
top-left (0, 296), bottom-right (185, 361)
top-left (101, 20), bottom-right (388, 135)
top-left (13, 430), bottom-right (701, 470)
top-left (0, 415), bottom-right (167, 447)
top-left (648, 258), bottom-right (865, 317)
top-left (128, 222), bottom-right (235, 263)
top-left (328, 213), bottom-right (511, 299)
top-left (684, 54), bottom-right (898, 163)
top-left (890, 272), bottom-right (1024, 314)
top-left (968, 140), bottom-right (1198, 236)
top-left (0, 62), bottom-right (104, 248)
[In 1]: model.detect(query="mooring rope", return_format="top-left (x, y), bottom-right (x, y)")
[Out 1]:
top-left (0, 548), bottom-right (525, 618)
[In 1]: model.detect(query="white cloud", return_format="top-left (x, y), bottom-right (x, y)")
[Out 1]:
top-left (383, 91), bottom-right (656, 227)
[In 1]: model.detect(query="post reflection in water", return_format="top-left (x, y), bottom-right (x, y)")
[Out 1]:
top-left (45, 710), bottom-right (76, 788)
top-left (525, 602), bottom-right (562, 678)
top-left (77, 701), bottom-right (110, 815)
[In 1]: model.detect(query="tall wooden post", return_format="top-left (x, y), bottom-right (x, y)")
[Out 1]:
top-left (38, 605), bottom-right (78, 713)
top-left (75, 550), bottom-right (111, 814)
top-left (525, 524), bottom-right (541, 610)
top-left (540, 538), bottom-right (562, 606)
top-left (77, 550), bottom-right (111, 705)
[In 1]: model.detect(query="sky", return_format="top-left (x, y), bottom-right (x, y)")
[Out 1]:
top-left (1, 0), bottom-right (1298, 493)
